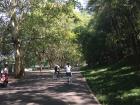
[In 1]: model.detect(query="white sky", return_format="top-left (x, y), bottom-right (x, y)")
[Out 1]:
top-left (78, 0), bottom-right (88, 8)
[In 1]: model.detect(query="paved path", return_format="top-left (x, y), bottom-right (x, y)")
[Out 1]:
top-left (0, 68), bottom-right (100, 105)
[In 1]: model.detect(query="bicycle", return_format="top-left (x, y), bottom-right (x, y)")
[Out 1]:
top-left (66, 72), bottom-right (72, 84)
top-left (53, 70), bottom-right (61, 80)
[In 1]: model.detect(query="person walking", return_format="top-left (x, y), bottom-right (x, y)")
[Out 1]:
top-left (65, 63), bottom-right (72, 84)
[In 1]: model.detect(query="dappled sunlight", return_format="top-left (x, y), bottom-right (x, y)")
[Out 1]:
top-left (90, 68), bottom-right (108, 74)
top-left (0, 70), bottom-right (99, 105)
top-left (121, 66), bottom-right (131, 70)
top-left (113, 72), bottom-right (135, 78)
top-left (122, 88), bottom-right (140, 98)
top-left (27, 103), bottom-right (39, 105)
top-left (96, 94), bottom-right (108, 103)
top-left (81, 65), bottom-right (140, 105)
top-left (48, 92), bottom-right (95, 104)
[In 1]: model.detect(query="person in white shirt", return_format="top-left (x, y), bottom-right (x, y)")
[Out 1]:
top-left (65, 63), bottom-right (72, 77)
top-left (1, 64), bottom-right (8, 74)
top-left (0, 63), bottom-right (9, 87)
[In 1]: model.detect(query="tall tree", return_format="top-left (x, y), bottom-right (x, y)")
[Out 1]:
top-left (77, 0), bottom-right (140, 66)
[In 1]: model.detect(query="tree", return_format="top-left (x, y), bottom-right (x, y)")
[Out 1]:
top-left (77, 0), bottom-right (140, 67)
top-left (0, 0), bottom-right (30, 77)
top-left (0, 0), bottom-right (83, 77)
top-left (20, 0), bottom-right (82, 68)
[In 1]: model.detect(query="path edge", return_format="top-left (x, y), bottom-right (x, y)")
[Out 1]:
top-left (80, 71), bottom-right (102, 105)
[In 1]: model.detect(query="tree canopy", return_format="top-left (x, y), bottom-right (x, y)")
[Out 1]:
top-left (77, 0), bottom-right (140, 67)
top-left (0, 0), bottom-right (83, 77)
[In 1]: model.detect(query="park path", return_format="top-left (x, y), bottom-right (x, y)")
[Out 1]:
top-left (0, 68), bottom-right (101, 105)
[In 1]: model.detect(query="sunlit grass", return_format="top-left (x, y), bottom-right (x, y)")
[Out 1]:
top-left (81, 65), bottom-right (140, 105)
top-left (122, 88), bottom-right (140, 98)
top-left (90, 68), bottom-right (108, 74)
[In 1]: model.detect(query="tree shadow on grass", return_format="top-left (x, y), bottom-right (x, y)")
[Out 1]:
top-left (81, 65), bottom-right (140, 105)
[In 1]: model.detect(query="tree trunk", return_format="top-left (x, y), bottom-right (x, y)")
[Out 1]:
top-left (9, 0), bottom-right (25, 78)
top-left (15, 42), bottom-right (25, 78)
top-left (126, 9), bottom-right (139, 56)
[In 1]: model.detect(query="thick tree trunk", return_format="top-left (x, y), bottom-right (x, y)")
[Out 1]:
top-left (126, 9), bottom-right (139, 56)
top-left (9, 0), bottom-right (25, 78)
top-left (15, 42), bottom-right (25, 78)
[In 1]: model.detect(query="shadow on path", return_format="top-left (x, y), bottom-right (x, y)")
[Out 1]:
top-left (0, 69), bottom-right (100, 105)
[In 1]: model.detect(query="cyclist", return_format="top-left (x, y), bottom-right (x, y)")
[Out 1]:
top-left (53, 64), bottom-right (60, 79)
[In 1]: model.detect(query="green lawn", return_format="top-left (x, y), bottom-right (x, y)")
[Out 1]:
top-left (81, 65), bottom-right (140, 105)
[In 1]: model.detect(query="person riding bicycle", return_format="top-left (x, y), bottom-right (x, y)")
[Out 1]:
top-left (54, 64), bottom-right (60, 78)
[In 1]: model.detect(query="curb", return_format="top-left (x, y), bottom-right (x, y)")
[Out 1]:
top-left (80, 71), bottom-right (102, 105)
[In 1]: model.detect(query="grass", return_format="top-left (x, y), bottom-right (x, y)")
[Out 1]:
top-left (81, 64), bottom-right (140, 105)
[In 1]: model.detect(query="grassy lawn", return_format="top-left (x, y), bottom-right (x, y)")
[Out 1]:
top-left (81, 64), bottom-right (140, 105)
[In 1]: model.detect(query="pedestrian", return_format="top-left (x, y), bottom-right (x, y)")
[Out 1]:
top-left (65, 63), bottom-right (72, 77)
top-left (1, 63), bottom-right (8, 74)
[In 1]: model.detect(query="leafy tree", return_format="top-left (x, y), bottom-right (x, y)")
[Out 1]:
top-left (20, 0), bottom-right (82, 68)
top-left (0, 0), bottom-right (84, 77)
top-left (77, 0), bottom-right (140, 67)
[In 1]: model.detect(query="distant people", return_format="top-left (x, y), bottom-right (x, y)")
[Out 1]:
top-left (0, 63), bottom-right (9, 87)
top-left (65, 63), bottom-right (72, 77)
top-left (1, 63), bottom-right (8, 74)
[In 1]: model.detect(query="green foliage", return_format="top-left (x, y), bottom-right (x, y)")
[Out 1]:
top-left (0, 0), bottom-right (84, 68)
top-left (78, 2), bottom-right (140, 104)
top-left (0, 35), bottom-right (13, 55)
top-left (81, 63), bottom-right (140, 105)
top-left (77, 0), bottom-right (140, 67)
top-left (18, 0), bottom-right (83, 67)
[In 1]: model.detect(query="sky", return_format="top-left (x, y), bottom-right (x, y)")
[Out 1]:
top-left (78, 0), bottom-right (88, 8)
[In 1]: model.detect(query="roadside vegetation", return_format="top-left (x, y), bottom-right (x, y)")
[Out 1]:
top-left (0, 0), bottom-right (140, 104)
top-left (81, 56), bottom-right (140, 105)
top-left (77, 1), bottom-right (140, 104)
